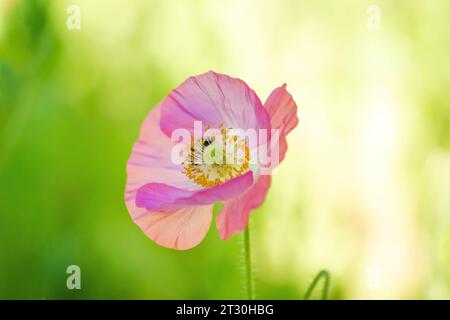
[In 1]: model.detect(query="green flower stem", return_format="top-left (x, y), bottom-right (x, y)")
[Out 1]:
top-left (303, 270), bottom-right (330, 300)
top-left (244, 225), bottom-right (254, 300)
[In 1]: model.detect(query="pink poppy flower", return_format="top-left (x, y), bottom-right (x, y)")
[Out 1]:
top-left (125, 71), bottom-right (298, 250)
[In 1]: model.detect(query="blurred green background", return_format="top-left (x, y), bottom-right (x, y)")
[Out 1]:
top-left (0, 0), bottom-right (449, 299)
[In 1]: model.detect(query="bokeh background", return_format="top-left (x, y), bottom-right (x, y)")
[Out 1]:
top-left (0, 0), bottom-right (449, 299)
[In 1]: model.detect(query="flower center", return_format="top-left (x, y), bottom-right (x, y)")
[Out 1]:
top-left (182, 128), bottom-right (250, 188)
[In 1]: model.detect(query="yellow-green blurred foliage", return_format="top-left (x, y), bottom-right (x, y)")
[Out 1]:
top-left (0, 0), bottom-right (449, 299)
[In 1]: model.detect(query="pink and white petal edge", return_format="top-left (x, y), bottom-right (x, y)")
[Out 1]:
top-left (264, 84), bottom-right (299, 162)
top-left (216, 175), bottom-right (271, 240)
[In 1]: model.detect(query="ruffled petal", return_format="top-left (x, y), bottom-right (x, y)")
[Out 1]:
top-left (216, 175), bottom-right (271, 240)
top-left (125, 103), bottom-right (211, 250)
top-left (125, 103), bottom-right (198, 215)
top-left (263, 84), bottom-right (298, 162)
top-left (136, 171), bottom-right (254, 212)
top-left (160, 71), bottom-right (270, 138)
top-left (133, 205), bottom-right (213, 250)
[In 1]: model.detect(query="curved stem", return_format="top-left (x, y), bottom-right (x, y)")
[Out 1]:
top-left (303, 270), bottom-right (330, 300)
top-left (244, 225), bottom-right (254, 300)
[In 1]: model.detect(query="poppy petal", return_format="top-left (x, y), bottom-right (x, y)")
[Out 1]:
top-left (216, 175), bottom-right (271, 240)
top-left (134, 205), bottom-right (213, 250)
top-left (136, 171), bottom-right (254, 211)
top-left (160, 71), bottom-right (271, 138)
top-left (264, 84), bottom-right (298, 162)
top-left (126, 103), bottom-right (198, 200)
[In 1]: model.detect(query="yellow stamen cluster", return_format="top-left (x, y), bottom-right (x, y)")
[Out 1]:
top-left (182, 127), bottom-right (250, 188)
